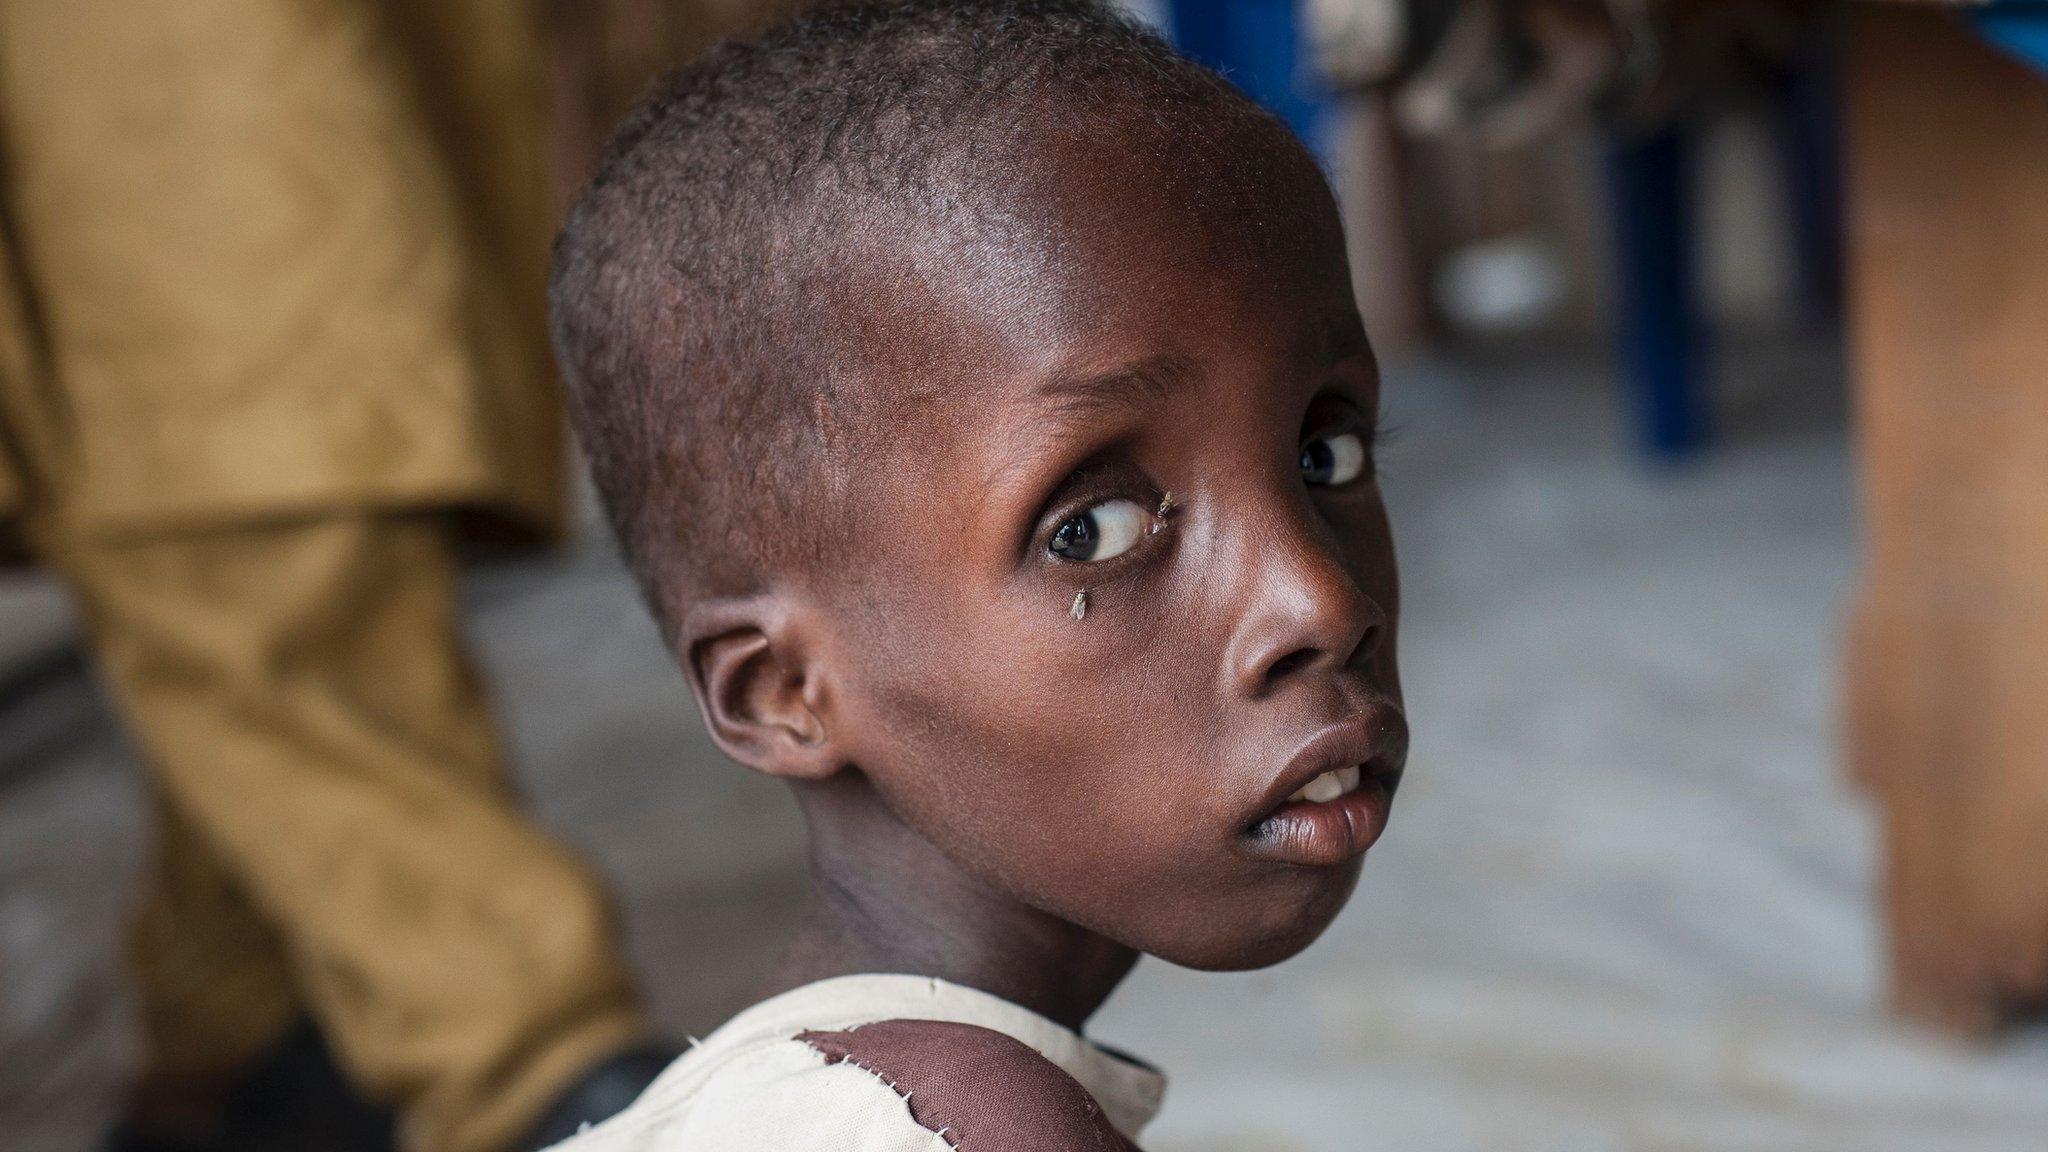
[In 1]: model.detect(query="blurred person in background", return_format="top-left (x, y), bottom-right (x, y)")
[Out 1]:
top-left (0, 3), bottom-right (679, 1150)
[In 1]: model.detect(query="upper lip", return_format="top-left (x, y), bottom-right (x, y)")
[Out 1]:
top-left (1253, 707), bottom-right (1406, 821)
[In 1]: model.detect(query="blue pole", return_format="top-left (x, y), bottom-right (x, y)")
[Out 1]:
top-left (1604, 127), bottom-right (1710, 461)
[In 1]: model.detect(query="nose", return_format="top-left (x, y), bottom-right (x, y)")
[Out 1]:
top-left (1224, 500), bottom-right (1388, 698)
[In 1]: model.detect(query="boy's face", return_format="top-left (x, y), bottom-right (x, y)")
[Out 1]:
top-left (806, 124), bottom-right (1406, 970)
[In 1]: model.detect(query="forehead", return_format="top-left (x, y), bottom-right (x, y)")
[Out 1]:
top-left (826, 109), bottom-right (1355, 402)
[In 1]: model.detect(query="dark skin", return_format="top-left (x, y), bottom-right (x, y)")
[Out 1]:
top-left (679, 115), bottom-right (1408, 1032)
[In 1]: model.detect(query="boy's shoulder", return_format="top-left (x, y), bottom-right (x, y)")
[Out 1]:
top-left (795, 1017), bottom-right (1139, 1150)
top-left (545, 975), bottom-right (1162, 1151)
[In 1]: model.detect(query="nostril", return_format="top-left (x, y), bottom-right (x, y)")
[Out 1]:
top-left (1264, 647), bottom-right (1319, 685)
top-left (1359, 616), bottom-right (1386, 659)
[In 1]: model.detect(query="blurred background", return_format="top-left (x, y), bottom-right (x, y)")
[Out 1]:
top-left (6, 1), bottom-right (2048, 1150)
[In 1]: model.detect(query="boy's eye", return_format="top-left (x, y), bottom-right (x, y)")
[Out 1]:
top-left (1300, 431), bottom-right (1369, 487)
top-left (1047, 497), bottom-right (1149, 563)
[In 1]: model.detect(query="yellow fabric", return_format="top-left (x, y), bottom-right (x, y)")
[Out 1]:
top-left (42, 513), bottom-right (644, 1152)
top-left (0, 0), bottom-right (562, 540)
top-left (127, 794), bottom-right (303, 1089)
top-left (0, 3), bottom-right (645, 1147)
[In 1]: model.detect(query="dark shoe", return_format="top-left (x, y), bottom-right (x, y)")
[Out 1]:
top-left (516, 1043), bottom-right (681, 1150)
top-left (102, 1021), bottom-right (396, 1152)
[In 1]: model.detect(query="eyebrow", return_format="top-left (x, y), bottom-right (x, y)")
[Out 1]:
top-left (1294, 311), bottom-right (1370, 373)
top-left (1033, 353), bottom-right (1202, 421)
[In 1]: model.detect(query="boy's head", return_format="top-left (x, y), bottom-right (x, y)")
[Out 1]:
top-left (551, 0), bottom-right (1406, 971)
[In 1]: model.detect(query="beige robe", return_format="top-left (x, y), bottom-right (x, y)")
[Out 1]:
top-left (0, 0), bottom-right (562, 543)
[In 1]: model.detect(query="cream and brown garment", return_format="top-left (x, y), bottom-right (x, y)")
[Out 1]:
top-left (548, 975), bottom-right (1167, 1151)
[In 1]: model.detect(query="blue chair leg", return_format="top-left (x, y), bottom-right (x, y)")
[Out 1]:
top-left (1605, 126), bottom-right (1710, 461)
top-left (1775, 31), bottom-right (1846, 330)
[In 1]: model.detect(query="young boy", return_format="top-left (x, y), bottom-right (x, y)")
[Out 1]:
top-left (546, 0), bottom-right (1408, 1144)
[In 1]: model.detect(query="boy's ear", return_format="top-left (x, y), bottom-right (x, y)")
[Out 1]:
top-left (678, 596), bottom-right (842, 781)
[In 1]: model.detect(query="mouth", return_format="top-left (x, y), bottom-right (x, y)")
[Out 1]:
top-left (1242, 710), bottom-right (1406, 868)
top-left (1282, 763), bottom-right (1364, 805)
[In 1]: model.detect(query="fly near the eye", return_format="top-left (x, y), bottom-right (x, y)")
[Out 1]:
top-left (1071, 590), bottom-right (1088, 620)
top-left (1151, 491), bottom-right (1177, 533)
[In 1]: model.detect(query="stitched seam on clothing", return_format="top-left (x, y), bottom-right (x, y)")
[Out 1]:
top-left (811, 1048), bottom-right (962, 1150)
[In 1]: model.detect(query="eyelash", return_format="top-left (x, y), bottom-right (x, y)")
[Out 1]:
top-left (1308, 415), bottom-right (1390, 462)
top-left (1368, 412), bottom-right (1397, 452)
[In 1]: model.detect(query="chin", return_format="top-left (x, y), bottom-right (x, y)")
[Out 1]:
top-left (1147, 859), bottom-right (1363, 971)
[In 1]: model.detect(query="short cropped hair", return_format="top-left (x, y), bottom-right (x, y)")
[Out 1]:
top-left (549, 0), bottom-right (1303, 632)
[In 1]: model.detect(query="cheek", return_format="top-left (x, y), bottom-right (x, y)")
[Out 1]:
top-left (1342, 488), bottom-right (1399, 598)
top-left (846, 579), bottom-right (1232, 901)
top-left (1348, 495), bottom-right (1402, 687)
top-left (832, 537), bottom-right (1378, 966)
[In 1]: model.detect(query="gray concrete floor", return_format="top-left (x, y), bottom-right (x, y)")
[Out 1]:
top-left (4, 338), bottom-right (2046, 1151)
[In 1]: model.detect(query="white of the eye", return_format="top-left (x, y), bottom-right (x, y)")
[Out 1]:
top-left (1087, 498), bottom-right (1149, 561)
top-left (1321, 433), bottom-right (1368, 485)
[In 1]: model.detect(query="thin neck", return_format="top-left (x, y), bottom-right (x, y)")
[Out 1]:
top-left (764, 772), bottom-right (1137, 1032)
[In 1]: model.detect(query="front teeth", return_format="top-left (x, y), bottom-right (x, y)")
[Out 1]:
top-left (1289, 764), bottom-right (1362, 804)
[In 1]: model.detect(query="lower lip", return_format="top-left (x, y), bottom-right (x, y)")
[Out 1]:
top-left (1242, 778), bottom-right (1393, 867)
